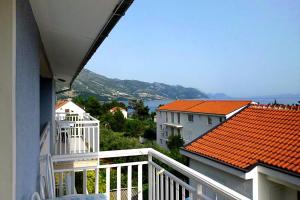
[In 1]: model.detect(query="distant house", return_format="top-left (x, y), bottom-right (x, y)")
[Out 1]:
top-left (156, 100), bottom-right (252, 148)
top-left (55, 100), bottom-right (85, 115)
top-left (109, 107), bottom-right (128, 119)
top-left (181, 104), bottom-right (300, 200)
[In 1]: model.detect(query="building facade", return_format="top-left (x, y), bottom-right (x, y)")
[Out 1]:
top-left (156, 100), bottom-right (251, 149)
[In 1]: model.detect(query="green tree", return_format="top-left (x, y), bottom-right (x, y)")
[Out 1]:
top-left (125, 119), bottom-right (145, 137)
top-left (72, 96), bottom-right (86, 108)
top-left (129, 100), bottom-right (150, 120)
top-left (111, 110), bottom-right (126, 132)
top-left (167, 134), bottom-right (184, 150)
top-left (85, 96), bottom-right (102, 117)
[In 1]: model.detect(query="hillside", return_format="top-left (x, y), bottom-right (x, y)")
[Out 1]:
top-left (62, 69), bottom-right (208, 101)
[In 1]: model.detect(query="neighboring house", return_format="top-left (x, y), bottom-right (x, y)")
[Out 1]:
top-left (181, 104), bottom-right (300, 200)
top-left (109, 107), bottom-right (128, 118)
top-left (156, 100), bottom-right (251, 148)
top-left (56, 100), bottom-right (85, 114)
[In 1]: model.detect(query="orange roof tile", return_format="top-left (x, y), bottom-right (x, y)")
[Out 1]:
top-left (158, 100), bottom-right (251, 115)
top-left (55, 99), bottom-right (69, 109)
top-left (184, 105), bottom-right (300, 175)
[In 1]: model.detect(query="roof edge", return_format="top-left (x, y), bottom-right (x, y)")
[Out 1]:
top-left (56, 0), bottom-right (134, 93)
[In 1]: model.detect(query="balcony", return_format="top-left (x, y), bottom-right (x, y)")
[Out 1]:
top-left (54, 112), bottom-right (99, 155)
top-left (40, 148), bottom-right (250, 200)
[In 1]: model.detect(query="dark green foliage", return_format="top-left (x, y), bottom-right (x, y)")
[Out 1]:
top-left (129, 100), bottom-right (150, 120)
top-left (85, 96), bottom-right (102, 117)
top-left (124, 119), bottom-right (145, 137)
top-left (167, 134), bottom-right (185, 150)
top-left (143, 128), bottom-right (156, 140)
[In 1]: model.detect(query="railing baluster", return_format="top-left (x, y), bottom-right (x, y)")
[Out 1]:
top-left (196, 184), bottom-right (203, 200)
top-left (170, 179), bottom-right (174, 200)
top-left (117, 166), bottom-right (121, 200)
top-left (92, 128), bottom-right (95, 152)
top-left (73, 127), bottom-right (76, 154)
top-left (83, 170), bottom-right (87, 194)
top-left (64, 130), bottom-right (67, 154)
top-left (88, 127), bottom-right (90, 152)
top-left (148, 155), bottom-right (153, 200)
top-left (176, 182), bottom-right (179, 200)
top-left (190, 191), bottom-right (193, 200)
top-left (59, 129), bottom-right (62, 155)
top-left (160, 173), bottom-right (164, 200)
top-left (78, 126), bottom-right (81, 153)
top-left (156, 168), bottom-right (159, 200)
top-left (83, 127), bottom-right (86, 153)
top-left (71, 171), bottom-right (75, 194)
top-left (152, 167), bottom-right (156, 199)
top-left (165, 176), bottom-right (169, 200)
top-left (138, 164), bottom-right (143, 200)
top-left (128, 165), bottom-right (132, 200)
top-left (106, 167), bottom-right (110, 200)
top-left (58, 172), bottom-right (64, 196)
top-left (182, 186), bottom-right (186, 200)
top-left (95, 168), bottom-right (99, 194)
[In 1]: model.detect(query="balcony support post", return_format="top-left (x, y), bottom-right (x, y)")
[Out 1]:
top-left (59, 172), bottom-right (64, 196)
top-left (83, 169), bottom-right (87, 194)
top-left (95, 168), bottom-right (99, 194)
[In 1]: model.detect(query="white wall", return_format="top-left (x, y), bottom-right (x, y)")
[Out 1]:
top-left (156, 110), bottom-right (225, 148)
top-left (189, 159), bottom-right (253, 199)
top-left (56, 101), bottom-right (85, 115)
top-left (189, 158), bottom-right (299, 200)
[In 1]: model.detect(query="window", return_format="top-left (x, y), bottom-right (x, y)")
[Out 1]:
top-left (160, 139), bottom-right (163, 144)
top-left (177, 129), bottom-right (180, 136)
top-left (208, 116), bottom-right (212, 125)
top-left (171, 112), bottom-right (174, 123)
top-left (219, 117), bottom-right (223, 123)
top-left (188, 114), bottom-right (194, 122)
top-left (171, 127), bottom-right (174, 135)
top-left (166, 112), bottom-right (168, 122)
top-left (177, 113), bottom-right (180, 123)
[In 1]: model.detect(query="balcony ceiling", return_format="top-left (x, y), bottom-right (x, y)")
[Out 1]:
top-left (29, 0), bottom-right (132, 90)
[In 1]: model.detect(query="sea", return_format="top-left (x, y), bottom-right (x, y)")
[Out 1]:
top-left (123, 97), bottom-right (300, 113)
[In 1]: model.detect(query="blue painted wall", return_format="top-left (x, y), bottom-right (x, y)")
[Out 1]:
top-left (16, 0), bottom-right (40, 199)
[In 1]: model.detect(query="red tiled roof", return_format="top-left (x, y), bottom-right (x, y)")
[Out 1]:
top-left (55, 99), bottom-right (69, 109)
top-left (184, 105), bottom-right (300, 174)
top-left (110, 107), bottom-right (126, 112)
top-left (158, 100), bottom-right (251, 115)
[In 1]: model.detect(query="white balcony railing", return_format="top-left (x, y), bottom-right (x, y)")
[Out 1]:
top-left (54, 112), bottom-right (99, 155)
top-left (49, 148), bottom-right (250, 200)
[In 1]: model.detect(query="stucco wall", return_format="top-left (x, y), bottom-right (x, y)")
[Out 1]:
top-left (157, 111), bottom-right (225, 148)
top-left (16, 0), bottom-right (40, 199)
top-left (189, 159), bottom-right (253, 199)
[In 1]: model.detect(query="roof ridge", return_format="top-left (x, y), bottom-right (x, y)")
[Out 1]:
top-left (251, 104), bottom-right (300, 111)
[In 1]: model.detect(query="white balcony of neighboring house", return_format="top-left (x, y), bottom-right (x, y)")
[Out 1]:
top-left (54, 112), bottom-right (100, 156)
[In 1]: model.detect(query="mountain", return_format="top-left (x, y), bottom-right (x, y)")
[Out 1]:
top-left (62, 69), bottom-right (208, 101)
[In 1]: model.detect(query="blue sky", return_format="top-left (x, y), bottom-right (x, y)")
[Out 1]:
top-left (86, 0), bottom-right (300, 97)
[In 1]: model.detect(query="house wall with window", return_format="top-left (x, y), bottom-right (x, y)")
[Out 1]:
top-left (156, 110), bottom-right (226, 149)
